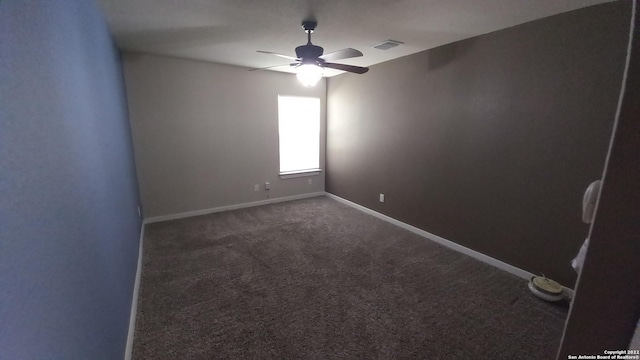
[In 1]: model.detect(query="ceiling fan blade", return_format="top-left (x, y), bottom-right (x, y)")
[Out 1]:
top-left (249, 63), bottom-right (297, 72)
top-left (323, 62), bottom-right (369, 74)
top-left (257, 50), bottom-right (299, 61)
top-left (319, 48), bottom-right (363, 61)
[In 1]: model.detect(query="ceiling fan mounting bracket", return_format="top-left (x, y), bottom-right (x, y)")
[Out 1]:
top-left (301, 21), bottom-right (317, 33)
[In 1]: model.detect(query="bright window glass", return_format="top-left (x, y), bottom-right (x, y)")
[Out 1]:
top-left (278, 96), bottom-right (320, 174)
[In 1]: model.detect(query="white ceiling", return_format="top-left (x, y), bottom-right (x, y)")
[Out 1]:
top-left (98, 0), bottom-right (613, 77)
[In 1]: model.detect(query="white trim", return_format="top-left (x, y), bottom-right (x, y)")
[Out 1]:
top-left (563, 286), bottom-right (574, 299)
top-left (279, 169), bottom-right (322, 179)
top-left (125, 224), bottom-right (145, 360)
top-left (143, 192), bottom-right (325, 224)
top-left (324, 192), bottom-right (575, 295)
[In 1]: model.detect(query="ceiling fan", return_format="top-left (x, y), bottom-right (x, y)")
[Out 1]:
top-left (255, 20), bottom-right (369, 86)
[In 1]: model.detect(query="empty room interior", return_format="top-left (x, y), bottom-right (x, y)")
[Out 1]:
top-left (3, 0), bottom-right (640, 359)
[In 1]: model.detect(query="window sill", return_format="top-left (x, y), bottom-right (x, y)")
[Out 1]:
top-left (279, 169), bottom-right (323, 179)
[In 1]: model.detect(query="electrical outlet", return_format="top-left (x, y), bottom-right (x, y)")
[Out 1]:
top-left (254, 184), bottom-right (259, 192)
top-left (308, 178), bottom-right (312, 185)
top-left (265, 182), bottom-right (271, 190)
top-left (379, 194), bottom-right (385, 203)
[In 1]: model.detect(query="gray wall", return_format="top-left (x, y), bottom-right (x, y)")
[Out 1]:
top-left (0, 1), bottom-right (141, 359)
top-left (122, 54), bottom-right (326, 219)
top-left (326, 1), bottom-right (630, 286)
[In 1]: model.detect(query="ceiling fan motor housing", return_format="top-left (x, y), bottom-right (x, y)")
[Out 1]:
top-left (295, 44), bottom-right (324, 63)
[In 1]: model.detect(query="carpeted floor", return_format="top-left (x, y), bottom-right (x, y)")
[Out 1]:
top-left (133, 196), bottom-right (568, 359)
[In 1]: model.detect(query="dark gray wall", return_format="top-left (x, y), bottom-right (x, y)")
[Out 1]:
top-left (326, 1), bottom-right (631, 286)
top-left (0, 1), bottom-right (141, 359)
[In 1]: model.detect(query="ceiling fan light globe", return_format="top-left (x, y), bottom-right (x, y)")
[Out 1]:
top-left (296, 64), bottom-right (323, 87)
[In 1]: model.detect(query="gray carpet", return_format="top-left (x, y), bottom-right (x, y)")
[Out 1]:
top-left (133, 196), bottom-right (568, 359)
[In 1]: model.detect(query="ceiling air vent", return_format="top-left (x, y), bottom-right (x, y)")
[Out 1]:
top-left (373, 40), bottom-right (403, 50)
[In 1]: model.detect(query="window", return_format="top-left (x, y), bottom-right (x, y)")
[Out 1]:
top-left (278, 95), bottom-right (321, 177)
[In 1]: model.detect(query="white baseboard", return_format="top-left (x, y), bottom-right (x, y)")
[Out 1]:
top-left (124, 224), bottom-right (145, 360)
top-left (324, 192), bottom-right (574, 295)
top-left (143, 192), bottom-right (326, 224)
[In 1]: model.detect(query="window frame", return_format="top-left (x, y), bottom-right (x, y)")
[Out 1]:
top-left (277, 95), bottom-right (322, 179)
